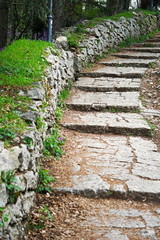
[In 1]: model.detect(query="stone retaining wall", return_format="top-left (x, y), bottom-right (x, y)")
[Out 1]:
top-left (0, 13), bottom-right (158, 239)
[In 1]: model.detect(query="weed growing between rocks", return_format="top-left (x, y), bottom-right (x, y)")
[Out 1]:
top-left (0, 170), bottom-right (21, 204)
top-left (0, 207), bottom-right (9, 228)
top-left (0, 93), bottom-right (31, 146)
top-left (36, 168), bottom-right (55, 194)
top-left (118, 31), bottom-right (159, 48)
top-left (43, 125), bottom-right (65, 159)
top-left (0, 40), bottom-right (53, 146)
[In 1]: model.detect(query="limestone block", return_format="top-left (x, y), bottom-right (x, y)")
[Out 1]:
top-left (22, 191), bottom-right (35, 215)
top-left (0, 183), bottom-right (8, 207)
top-left (20, 111), bottom-right (39, 122)
top-left (0, 147), bottom-right (21, 171)
top-left (24, 171), bottom-right (38, 190)
top-left (26, 82), bottom-right (45, 100)
top-left (0, 142), bottom-right (4, 152)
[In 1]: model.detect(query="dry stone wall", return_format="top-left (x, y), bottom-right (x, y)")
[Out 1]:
top-left (73, 14), bottom-right (157, 71)
top-left (0, 13), bottom-right (158, 239)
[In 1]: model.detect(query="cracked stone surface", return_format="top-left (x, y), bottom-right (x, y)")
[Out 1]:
top-left (112, 51), bottom-right (160, 59)
top-left (55, 130), bottom-right (160, 201)
top-left (62, 110), bottom-right (151, 136)
top-left (66, 90), bottom-right (140, 111)
top-left (75, 77), bottom-right (141, 91)
top-left (77, 204), bottom-right (160, 239)
top-left (99, 58), bottom-right (156, 67)
top-left (82, 66), bottom-right (147, 78)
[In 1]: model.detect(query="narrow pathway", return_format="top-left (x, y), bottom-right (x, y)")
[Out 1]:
top-left (28, 35), bottom-right (160, 240)
top-left (55, 34), bottom-right (160, 239)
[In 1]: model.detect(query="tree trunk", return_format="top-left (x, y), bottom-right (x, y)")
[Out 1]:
top-left (0, 0), bottom-right (8, 48)
top-left (106, 0), bottom-right (121, 15)
top-left (140, 0), bottom-right (150, 9)
top-left (53, 0), bottom-right (65, 33)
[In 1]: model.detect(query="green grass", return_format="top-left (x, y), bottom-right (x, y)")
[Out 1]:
top-left (0, 39), bottom-right (53, 86)
top-left (0, 39), bottom-right (53, 143)
top-left (0, 94), bottom-right (31, 143)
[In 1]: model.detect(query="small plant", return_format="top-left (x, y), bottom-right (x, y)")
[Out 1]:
top-left (0, 170), bottom-right (21, 204)
top-left (0, 128), bottom-right (15, 141)
top-left (0, 207), bottom-right (9, 228)
top-left (55, 106), bottom-right (63, 123)
top-left (43, 125), bottom-right (65, 158)
top-left (38, 205), bottom-right (53, 220)
top-left (23, 136), bottom-right (33, 147)
top-left (149, 62), bottom-right (157, 69)
top-left (147, 120), bottom-right (156, 131)
top-left (36, 168), bottom-right (55, 194)
top-left (28, 205), bottom-right (53, 230)
top-left (35, 117), bottom-right (44, 130)
top-left (57, 88), bottom-right (70, 109)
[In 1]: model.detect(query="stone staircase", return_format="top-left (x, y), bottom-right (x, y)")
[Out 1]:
top-left (54, 35), bottom-right (160, 239)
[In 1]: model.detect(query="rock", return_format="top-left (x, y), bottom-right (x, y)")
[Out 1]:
top-left (0, 141), bottom-right (4, 152)
top-left (0, 183), bottom-right (8, 207)
top-left (140, 229), bottom-right (155, 238)
top-left (20, 111), bottom-right (39, 122)
top-left (0, 147), bottom-right (21, 171)
top-left (22, 191), bottom-right (35, 214)
top-left (55, 36), bottom-right (68, 49)
top-left (18, 145), bottom-right (31, 171)
top-left (24, 171), bottom-right (38, 190)
top-left (26, 82), bottom-right (45, 100)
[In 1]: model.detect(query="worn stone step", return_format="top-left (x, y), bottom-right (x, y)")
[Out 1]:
top-left (147, 38), bottom-right (160, 42)
top-left (112, 52), bottom-right (160, 59)
top-left (134, 42), bottom-right (160, 47)
top-left (75, 77), bottom-right (141, 92)
top-left (99, 58), bottom-right (155, 68)
top-left (123, 47), bottom-right (160, 53)
top-left (52, 196), bottom-right (160, 239)
top-left (62, 110), bottom-right (151, 137)
top-left (82, 66), bottom-right (147, 78)
top-left (66, 90), bottom-right (140, 112)
top-left (55, 130), bottom-right (160, 201)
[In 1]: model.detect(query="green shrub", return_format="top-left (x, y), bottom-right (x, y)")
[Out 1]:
top-left (36, 168), bottom-right (55, 194)
top-left (0, 170), bottom-right (21, 204)
top-left (43, 126), bottom-right (65, 159)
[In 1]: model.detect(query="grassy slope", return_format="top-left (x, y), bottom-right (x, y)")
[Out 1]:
top-left (0, 40), bottom-right (52, 143)
top-left (0, 39), bottom-right (52, 86)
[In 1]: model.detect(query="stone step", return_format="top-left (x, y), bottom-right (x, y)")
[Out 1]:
top-left (99, 58), bottom-right (155, 68)
top-left (55, 130), bottom-right (160, 201)
top-left (82, 66), bottom-right (147, 78)
top-left (75, 77), bottom-right (141, 92)
top-left (66, 90), bottom-right (140, 112)
top-left (62, 110), bottom-right (151, 137)
top-left (56, 197), bottom-right (160, 239)
top-left (147, 38), bottom-right (160, 42)
top-left (134, 42), bottom-right (160, 47)
top-left (112, 52), bottom-right (160, 59)
top-left (123, 47), bottom-right (160, 53)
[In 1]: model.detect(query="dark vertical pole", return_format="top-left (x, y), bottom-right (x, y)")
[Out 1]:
top-left (150, 0), bottom-right (154, 11)
top-left (47, 0), bottom-right (53, 42)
